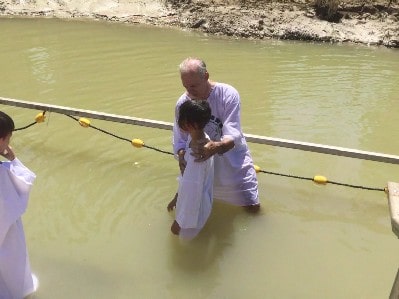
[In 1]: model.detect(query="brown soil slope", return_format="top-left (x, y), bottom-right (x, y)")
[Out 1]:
top-left (0, 0), bottom-right (398, 48)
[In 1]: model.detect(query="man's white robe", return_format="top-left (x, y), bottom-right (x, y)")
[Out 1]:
top-left (0, 158), bottom-right (36, 299)
top-left (174, 83), bottom-right (259, 206)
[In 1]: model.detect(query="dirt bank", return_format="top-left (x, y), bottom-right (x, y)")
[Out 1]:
top-left (0, 0), bottom-right (398, 48)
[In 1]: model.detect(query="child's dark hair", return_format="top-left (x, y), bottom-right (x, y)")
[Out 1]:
top-left (0, 111), bottom-right (14, 139)
top-left (178, 100), bottom-right (211, 130)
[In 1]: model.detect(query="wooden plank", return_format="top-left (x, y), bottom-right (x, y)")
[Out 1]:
top-left (0, 97), bottom-right (173, 130)
top-left (245, 133), bottom-right (399, 165)
top-left (2, 96), bottom-right (399, 164)
top-left (388, 182), bottom-right (399, 239)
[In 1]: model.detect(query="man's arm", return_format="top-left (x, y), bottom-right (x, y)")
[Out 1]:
top-left (194, 138), bottom-right (234, 162)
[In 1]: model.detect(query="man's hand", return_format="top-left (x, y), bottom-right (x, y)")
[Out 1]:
top-left (194, 139), bottom-right (234, 162)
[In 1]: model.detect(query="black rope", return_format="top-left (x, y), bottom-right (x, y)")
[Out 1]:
top-left (143, 144), bottom-right (174, 156)
top-left (64, 114), bottom-right (174, 155)
top-left (326, 180), bottom-right (385, 192)
top-left (14, 121), bottom-right (37, 131)
top-left (64, 114), bottom-right (131, 142)
top-left (10, 110), bottom-right (387, 192)
top-left (258, 169), bottom-right (385, 192)
top-left (14, 110), bottom-right (46, 131)
top-left (258, 169), bottom-right (314, 182)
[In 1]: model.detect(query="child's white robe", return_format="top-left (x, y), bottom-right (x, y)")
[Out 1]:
top-left (0, 158), bottom-right (36, 299)
top-left (176, 146), bottom-right (214, 240)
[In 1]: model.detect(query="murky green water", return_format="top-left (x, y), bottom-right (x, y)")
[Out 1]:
top-left (0, 17), bottom-right (399, 298)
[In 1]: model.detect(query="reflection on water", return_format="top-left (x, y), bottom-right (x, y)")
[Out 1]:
top-left (28, 47), bottom-right (56, 85)
top-left (0, 17), bottom-right (399, 298)
top-left (266, 48), bottom-right (398, 151)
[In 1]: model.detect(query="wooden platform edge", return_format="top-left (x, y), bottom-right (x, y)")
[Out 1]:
top-left (2, 96), bottom-right (399, 165)
top-left (390, 267), bottom-right (399, 299)
top-left (0, 97), bottom-right (173, 130)
top-left (387, 182), bottom-right (399, 239)
top-left (387, 183), bottom-right (399, 299)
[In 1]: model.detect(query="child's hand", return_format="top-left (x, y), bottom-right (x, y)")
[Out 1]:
top-left (1, 146), bottom-right (15, 161)
top-left (167, 193), bottom-right (178, 211)
top-left (170, 220), bottom-right (181, 235)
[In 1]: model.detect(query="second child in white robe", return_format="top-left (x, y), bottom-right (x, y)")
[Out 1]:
top-left (0, 158), bottom-right (37, 299)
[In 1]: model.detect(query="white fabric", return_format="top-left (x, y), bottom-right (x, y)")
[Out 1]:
top-left (0, 158), bottom-right (37, 299)
top-left (173, 83), bottom-right (259, 206)
top-left (176, 144), bottom-right (214, 240)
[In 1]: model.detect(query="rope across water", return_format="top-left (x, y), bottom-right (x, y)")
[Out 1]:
top-left (13, 110), bottom-right (387, 193)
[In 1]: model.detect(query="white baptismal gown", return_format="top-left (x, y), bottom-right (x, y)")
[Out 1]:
top-left (0, 158), bottom-right (37, 299)
top-left (176, 144), bottom-right (214, 240)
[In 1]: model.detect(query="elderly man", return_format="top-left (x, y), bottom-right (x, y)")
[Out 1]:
top-left (172, 57), bottom-right (260, 210)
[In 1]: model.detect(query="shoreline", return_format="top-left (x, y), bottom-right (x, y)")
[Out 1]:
top-left (0, 0), bottom-right (398, 48)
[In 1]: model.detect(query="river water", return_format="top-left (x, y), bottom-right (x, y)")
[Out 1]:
top-left (0, 17), bottom-right (399, 298)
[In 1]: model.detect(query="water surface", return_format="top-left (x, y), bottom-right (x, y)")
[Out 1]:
top-left (0, 17), bottom-right (398, 298)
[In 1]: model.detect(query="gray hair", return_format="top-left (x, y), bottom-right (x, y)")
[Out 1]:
top-left (179, 58), bottom-right (207, 78)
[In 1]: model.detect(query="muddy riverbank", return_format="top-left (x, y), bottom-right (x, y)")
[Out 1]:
top-left (0, 0), bottom-right (398, 48)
